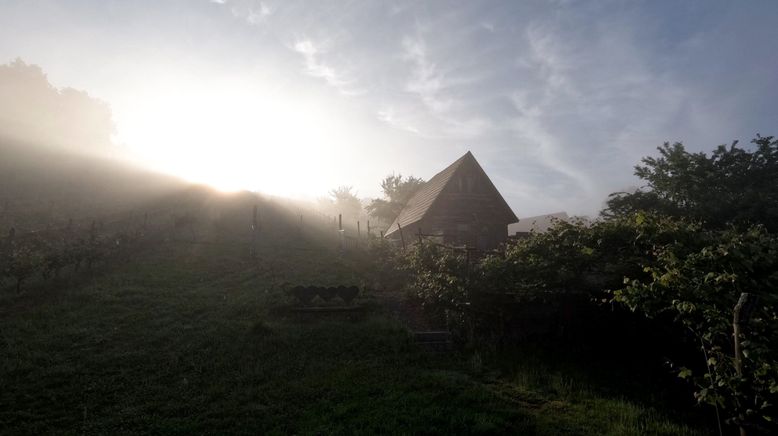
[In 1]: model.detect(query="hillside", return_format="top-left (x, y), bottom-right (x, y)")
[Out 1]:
top-left (0, 171), bottom-right (712, 435)
top-left (0, 136), bottom-right (716, 434)
top-left (1, 227), bottom-right (711, 435)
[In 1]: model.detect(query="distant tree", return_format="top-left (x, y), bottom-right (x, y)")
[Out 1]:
top-left (602, 136), bottom-right (778, 231)
top-left (365, 174), bottom-right (425, 226)
top-left (329, 186), bottom-right (362, 222)
top-left (0, 58), bottom-right (115, 151)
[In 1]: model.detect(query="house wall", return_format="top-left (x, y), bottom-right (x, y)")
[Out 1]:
top-left (416, 161), bottom-right (512, 250)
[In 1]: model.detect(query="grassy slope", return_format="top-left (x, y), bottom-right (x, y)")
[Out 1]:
top-left (1, 223), bottom-right (709, 435)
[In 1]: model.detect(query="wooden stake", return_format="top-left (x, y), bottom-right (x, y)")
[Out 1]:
top-left (733, 292), bottom-right (758, 436)
top-left (397, 222), bottom-right (406, 251)
top-left (251, 205), bottom-right (258, 258)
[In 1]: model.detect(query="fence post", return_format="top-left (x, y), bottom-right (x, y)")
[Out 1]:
top-left (338, 214), bottom-right (344, 252)
top-left (733, 292), bottom-right (758, 436)
top-left (357, 221), bottom-right (361, 247)
top-left (397, 222), bottom-right (406, 251)
top-left (417, 227), bottom-right (423, 244)
top-left (367, 220), bottom-right (371, 237)
top-left (251, 205), bottom-right (258, 258)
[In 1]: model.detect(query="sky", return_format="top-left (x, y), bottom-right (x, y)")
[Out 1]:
top-left (1, 0), bottom-right (776, 217)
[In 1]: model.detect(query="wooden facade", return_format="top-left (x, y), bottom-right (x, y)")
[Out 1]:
top-left (384, 151), bottom-right (518, 250)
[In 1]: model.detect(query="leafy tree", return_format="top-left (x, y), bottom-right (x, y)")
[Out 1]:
top-left (603, 136), bottom-right (778, 231)
top-left (329, 185), bottom-right (362, 221)
top-left (0, 58), bottom-right (115, 151)
top-left (365, 174), bottom-right (425, 226)
top-left (615, 221), bottom-right (778, 432)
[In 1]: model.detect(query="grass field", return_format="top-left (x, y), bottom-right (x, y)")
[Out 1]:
top-left (1, 223), bottom-right (712, 435)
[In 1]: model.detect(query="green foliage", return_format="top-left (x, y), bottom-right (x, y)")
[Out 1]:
top-left (0, 226), bottom-right (147, 292)
top-left (399, 211), bottom-right (778, 430)
top-left (362, 236), bottom-right (409, 291)
top-left (1, 240), bottom-right (42, 291)
top-left (479, 214), bottom-right (704, 298)
top-left (604, 136), bottom-right (778, 231)
top-left (615, 225), bottom-right (778, 430)
top-left (365, 174), bottom-right (424, 225)
top-left (0, 221), bottom-right (705, 435)
top-left (403, 240), bottom-right (470, 310)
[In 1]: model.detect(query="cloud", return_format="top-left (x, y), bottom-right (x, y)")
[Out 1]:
top-left (402, 36), bottom-right (455, 114)
top-left (212, 0), bottom-right (272, 26)
top-left (377, 106), bottom-right (421, 135)
top-left (292, 38), bottom-right (365, 96)
top-left (394, 35), bottom-right (494, 139)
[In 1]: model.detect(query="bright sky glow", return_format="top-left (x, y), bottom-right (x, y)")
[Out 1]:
top-left (116, 72), bottom-right (343, 196)
top-left (1, 0), bottom-right (777, 216)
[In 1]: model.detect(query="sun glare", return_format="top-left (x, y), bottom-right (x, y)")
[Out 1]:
top-left (116, 74), bottom-right (343, 197)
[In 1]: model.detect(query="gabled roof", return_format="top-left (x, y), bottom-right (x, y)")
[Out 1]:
top-left (385, 151), bottom-right (517, 236)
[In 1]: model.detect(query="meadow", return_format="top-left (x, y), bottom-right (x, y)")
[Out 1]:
top-left (0, 203), bottom-right (711, 435)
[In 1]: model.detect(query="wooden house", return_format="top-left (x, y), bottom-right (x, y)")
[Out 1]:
top-left (384, 151), bottom-right (518, 250)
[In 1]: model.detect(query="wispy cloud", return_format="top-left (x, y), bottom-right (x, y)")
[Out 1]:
top-left (402, 36), bottom-right (455, 114)
top-left (292, 38), bottom-right (365, 96)
top-left (6, 0), bottom-right (773, 216)
top-left (212, 0), bottom-right (272, 26)
top-left (394, 35), bottom-right (494, 139)
top-left (377, 106), bottom-right (421, 135)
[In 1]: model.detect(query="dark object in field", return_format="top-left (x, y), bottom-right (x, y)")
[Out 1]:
top-left (413, 331), bottom-right (453, 352)
top-left (337, 285), bottom-right (359, 304)
top-left (317, 286), bottom-right (337, 302)
top-left (291, 286), bottom-right (316, 304)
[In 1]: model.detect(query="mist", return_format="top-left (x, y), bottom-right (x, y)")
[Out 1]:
top-left (2, 2), bottom-right (777, 434)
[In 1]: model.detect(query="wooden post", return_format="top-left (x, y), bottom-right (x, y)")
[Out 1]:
top-left (251, 205), bottom-right (258, 258)
top-left (357, 221), bottom-right (361, 238)
top-left (380, 230), bottom-right (384, 238)
top-left (733, 292), bottom-right (758, 436)
top-left (417, 227), bottom-right (423, 244)
top-left (338, 214), bottom-right (344, 252)
top-left (397, 222), bottom-right (406, 251)
top-left (367, 220), bottom-right (371, 237)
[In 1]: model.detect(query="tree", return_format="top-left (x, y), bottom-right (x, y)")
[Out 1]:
top-left (0, 58), bottom-right (115, 151)
top-left (602, 136), bottom-right (778, 231)
top-left (365, 174), bottom-right (425, 226)
top-left (329, 186), bottom-right (362, 222)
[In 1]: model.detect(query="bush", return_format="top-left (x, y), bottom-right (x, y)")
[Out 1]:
top-left (616, 224), bottom-right (778, 431)
top-left (396, 213), bottom-right (777, 431)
